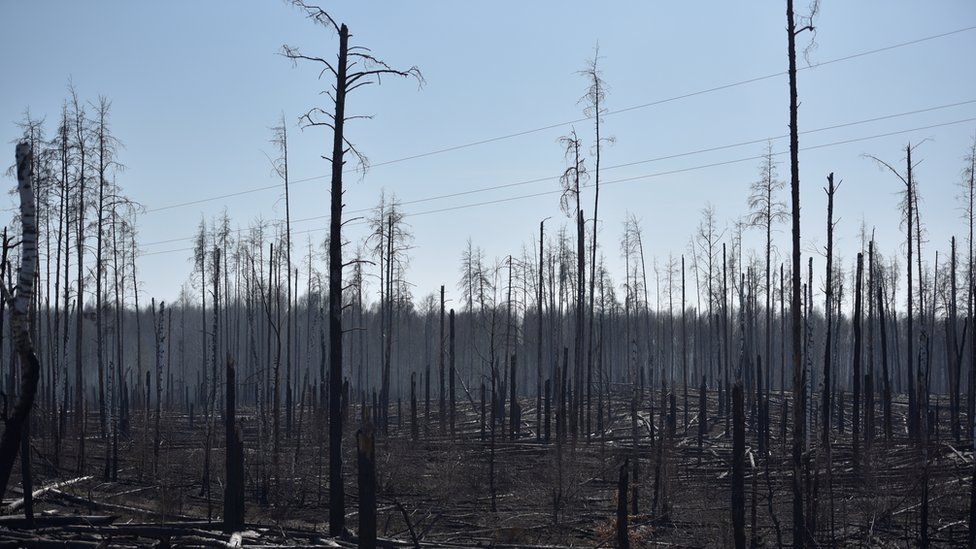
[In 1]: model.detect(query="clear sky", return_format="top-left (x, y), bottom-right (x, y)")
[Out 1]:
top-left (2, 2), bottom-right (975, 305)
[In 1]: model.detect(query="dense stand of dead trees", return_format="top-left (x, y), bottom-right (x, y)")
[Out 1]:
top-left (2, 3), bottom-right (976, 548)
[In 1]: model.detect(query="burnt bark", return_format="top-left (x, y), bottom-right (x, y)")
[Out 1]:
top-left (617, 458), bottom-right (630, 549)
top-left (732, 381), bottom-right (745, 549)
top-left (327, 24), bottom-right (350, 536)
top-left (357, 423), bottom-right (376, 548)
top-left (786, 0), bottom-right (807, 544)
top-left (853, 252), bottom-right (864, 472)
top-left (224, 355), bottom-right (245, 532)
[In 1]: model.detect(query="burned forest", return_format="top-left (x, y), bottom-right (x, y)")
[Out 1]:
top-left (2, 1), bottom-right (976, 547)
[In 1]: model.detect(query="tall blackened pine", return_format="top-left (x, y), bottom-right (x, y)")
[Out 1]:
top-left (283, 3), bottom-right (422, 534)
top-left (450, 309), bottom-right (456, 438)
top-left (732, 381), bottom-right (745, 549)
top-left (822, 174), bottom-right (836, 449)
top-left (785, 0), bottom-right (818, 544)
top-left (224, 356), bottom-right (245, 531)
top-left (852, 253), bottom-right (864, 471)
top-left (867, 143), bottom-right (918, 439)
top-left (581, 48), bottom-right (611, 441)
top-left (537, 220), bottom-right (546, 442)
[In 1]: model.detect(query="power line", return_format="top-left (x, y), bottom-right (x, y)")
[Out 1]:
top-left (141, 218), bottom-right (370, 257)
top-left (398, 99), bottom-right (976, 204)
top-left (139, 100), bottom-right (976, 247)
top-left (141, 25), bottom-right (976, 214)
top-left (138, 115), bottom-right (976, 257)
top-left (145, 172), bottom-right (328, 213)
top-left (407, 116), bottom-right (976, 216)
top-left (139, 102), bottom-right (976, 248)
top-left (607, 25), bottom-right (976, 119)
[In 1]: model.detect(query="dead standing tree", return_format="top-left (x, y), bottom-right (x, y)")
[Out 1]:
top-left (822, 175), bottom-right (837, 451)
top-left (224, 355), bottom-right (245, 532)
top-left (732, 380), bottom-right (745, 549)
top-left (150, 298), bottom-right (165, 477)
top-left (69, 87), bottom-right (88, 437)
top-left (0, 143), bottom-right (41, 501)
top-left (557, 129), bottom-right (587, 441)
top-left (269, 115), bottom-right (295, 438)
top-left (961, 134), bottom-right (976, 440)
top-left (282, 2), bottom-right (422, 535)
top-left (537, 219), bottom-right (547, 442)
top-left (747, 142), bottom-right (786, 398)
top-left (947, 237), bottom-right (961, 442)
top-left (93, 97), bottom-right (121, 439)
top-left (785, 0), bottom-right (818, 545)
top-left (852, 252), bottom-right (864, 472)
top-left (580, 47), bottom-right (613, 442)
top-left (866, 143), bottom-right (923, 440)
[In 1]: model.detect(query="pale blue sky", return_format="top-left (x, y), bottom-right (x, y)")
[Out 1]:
top-left (2, 2), bottom-right (975, 304)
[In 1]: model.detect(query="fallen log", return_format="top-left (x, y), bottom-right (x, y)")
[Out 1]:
top-left (46, 488), bottom-right (197, 520)
top-left (3, 475), bottom-right (93, 513)
top-left (0, 514), bottom-right (114, 528)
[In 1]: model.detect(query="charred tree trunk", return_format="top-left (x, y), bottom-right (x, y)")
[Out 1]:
top-left (822, 174), bottom-right (835, 449)
top-left (72, 96), bottom-right (86, 435)
top-left (757, 357), bottom-right (766, 457)
top-left (698, 375), bottom-right (707, 463)
top-left (152, 299), bottom-right (165, 477)
top-left (224, 355), bottom-right (245, 532)
top-left (95, 107), bottom-right (107, 439)
top-left (906, 144), bottom-right (916, 440)
top-left (732, 381), bottom-right (746, 549)
top-left (357, 422), bottom-right (376, 548)
top-left (949, 237), bottom-right (961, 441)
top-left (853, 253), bottom-right (864, 473)
top-left (537, 220), bottom-right (545, 443)
top-left (921, 409), bottom-right (931, 548)
top-left (439, 285), bottom-right (445, 433)
top-left (866, 240), bottom-right (876, 453)
top-left (574, 210), bottom-right (585, 441)
top-left (490, 366), bottom-right (497, 512)
top-left (681, 256), bottom-right (688, 433)
top-left (878, 274), bottom-right (893, 440)
top-left (19, 414), bottom-right (33, 526)
top-left (449, 309), bottom-right (456, 439)
top-left (480, 382), bottom-right (486, 441)
top-left (969, 442), bottom-right (976, 547)
top-left (617, 458), bottom-right (630, 549)
top-left (544, 379), bottom-right (551, 442)
top-left (510, 352), bottom-right (518, 440)
top-left (410, 372), bottom-right (418, 441)
top-left (327, 23), bottom-right (350, 536)
top-left (786, 0), bottom-right (807, 544)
